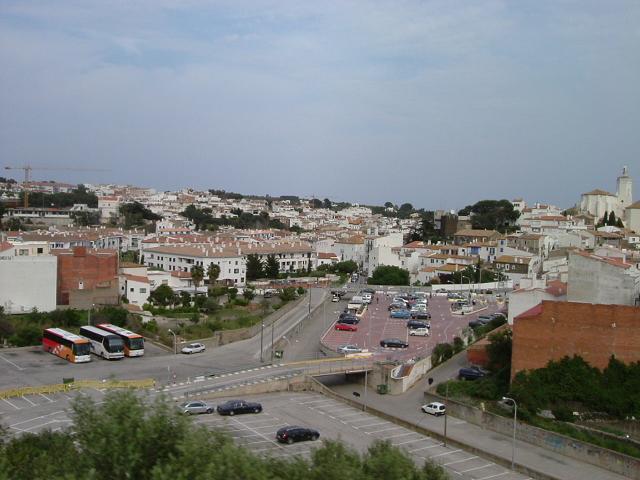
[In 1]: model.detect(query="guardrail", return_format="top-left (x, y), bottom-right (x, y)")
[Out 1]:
top-left (0, 378), bottom-right (156, 399)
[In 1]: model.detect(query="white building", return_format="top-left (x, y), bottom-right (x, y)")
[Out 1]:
top-left (507, 278), bottom-right (567, 325)
top-left (626, 201), bottom-right (640, 234)
top-left (98, 196), bottom-right (121, 224)
top-left (579, 166), bottom-right (633, 220)
top-left (0, 242), bottom-right (57, 313)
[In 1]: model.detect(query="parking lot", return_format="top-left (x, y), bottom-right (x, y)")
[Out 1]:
top-left (192, 392), bottom-right (528, 480)
top-left (322, 293), bottom-right (503, 359)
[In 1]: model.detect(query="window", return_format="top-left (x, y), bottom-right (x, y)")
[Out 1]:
top-left (37, 248), bottom-right (44, 254)
top-left (130, 288), bottom-right (134, 292)
top-left (140, 288), bottom-right (147, 294)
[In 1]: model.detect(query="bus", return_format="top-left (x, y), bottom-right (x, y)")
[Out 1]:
top-left (79, 326), bottom-right (125, 360)
top-left (42, 328), bottom-right (92, 363)
top-left (96, 324), bottom-right (145, 357)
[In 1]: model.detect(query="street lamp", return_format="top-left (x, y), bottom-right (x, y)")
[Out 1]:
top-left (462, 275), bottom-right (472, 303)
top-left (167, 329), bottom-right (177, 355)
top-left (502, 396), bottom-right (518, 470)
top-left (260, 322), bottom-right (265, 363)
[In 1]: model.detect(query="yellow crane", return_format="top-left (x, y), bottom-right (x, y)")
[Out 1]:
top-left (4, 165), bottom-right (108, 208)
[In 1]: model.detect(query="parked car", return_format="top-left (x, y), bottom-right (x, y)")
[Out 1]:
top-left (276, 426), bottom-right (320, 444)
top-left (337, 317), bottom-right (358, 325)
top-left (332, 295), bottom-right (340, 302)
top-left (217, 400), bottom-right (263, 415)
top-left (407, 320), bottom-right (430, 330)
top-left (335, 322), bottom-right (357, 332)
top-left (422, 402), bottom-right (446, 416)
top-left (409, 327), bottom-right (430, 337)
top-left (411, 311), bottom-right (431, 320)
top-left (458, 365), bottom-right (489, 380)
top-left (388, 302), bottom-right (407, 311)
top-left (390, 309), bottom-right (411, 319)
top-left (337, 344), bottom-right (362, 354)
top-left (380, 338), bottom-right (409, 348)
top-left (179, 400), bottom-right (215, 415)
top-left (181, 343), bottom-right (205, 354)
top-left (339, 312), bottom-right (358, 321)
top-left (468, 318), bottom-right (490, 328)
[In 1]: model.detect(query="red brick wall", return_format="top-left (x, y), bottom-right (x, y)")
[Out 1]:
top-left (55, 247), bottom-right (118, 306)
top-left (512, 301), bottom-right (640, 378)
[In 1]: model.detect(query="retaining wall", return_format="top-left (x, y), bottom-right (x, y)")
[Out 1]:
top-left (424, 392), bottom-right (640, 480)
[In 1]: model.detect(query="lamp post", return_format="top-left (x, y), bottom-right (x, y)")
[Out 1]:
top-left (260, 322), bottom-right (265, 363)
top-left (270, 320), bottom-right (275, 362)
top-left (167, 329), bottom-right (177, 355)
top-left (444, 382), bottom-right (449, 447)
top-left (462, 275), bottom-right (472, 303)
top-left (502, 396), bottom-right (518, 470)
top-left (87, 303), bottom-right (95, 326)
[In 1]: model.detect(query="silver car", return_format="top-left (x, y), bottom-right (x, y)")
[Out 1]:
top-left (181, 342), bottom-right (205, 354)
top-left (337, 344), bottom-right (362, 354)
top-left (180, 401), bottom-right (214, 415)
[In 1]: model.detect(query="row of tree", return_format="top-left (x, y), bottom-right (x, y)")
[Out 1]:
top-left (596, 210), bottom-right (624, 228)
top-left (0, 391), bottom-right (447, 480)
top-left (181, 205), bottom-right (288, 231)
top-left (246, 254), bottom-right (284, 281)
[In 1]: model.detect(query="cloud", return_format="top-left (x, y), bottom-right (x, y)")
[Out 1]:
top-left (0, 1), bottom-right (639, 208)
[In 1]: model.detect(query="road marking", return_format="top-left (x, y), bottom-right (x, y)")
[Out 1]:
top-left (393, 438), bottom-right (427, 446)
top-left (365, 426), bottom-right (404, 434)
top-left (10, 410), bottom-right (65, 428)
top-left (477, 473), bottom-right (510, 480)
top-left (354, 421), bottom-right (388, 429)
top-left (38, 393), bottom-right (55, 403)
top-left (459, 464), bottom-right (493, 473)
top-left (387, 431), bottom-right (415, 439)
top-left (443, 456), bottom-right (478, 466)
top-left (0, 354), bottom-right (24, 371)
top-left (22, 396), bottom-right (37, 407)
top-left (430, 449), bottom-right (461, 458)
top-left (2, 398), bottom-right (21, 410)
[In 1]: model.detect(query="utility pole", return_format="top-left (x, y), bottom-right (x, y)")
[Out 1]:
top-left (444, 382), bottom-right (449, 447)
top-left (270, 320), bottom-right (274, 362)
top-left (260, 322), bottom-right (265, 363)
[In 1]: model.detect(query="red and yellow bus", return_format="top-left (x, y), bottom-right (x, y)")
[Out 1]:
top-left (42, 328), bottom-right (92, 363)
top-left (96, 324), bottom-right (145, 357)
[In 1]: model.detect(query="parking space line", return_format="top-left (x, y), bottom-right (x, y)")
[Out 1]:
top-left (22, 396), bottom-right (37, 407)
top-left (228, 416), bottom-right (282, 450)
top-left (387, 431), bottom-right (415, 439)
top-left (355, 421), bottom-right (388, 429)
top-left (459, 464), bottom-right (493, 473)
top-left (337, 411), bottom-right (368, 419)
top-left (365, 426), bottom-right (404, 434)
top-left (430, 449), bottom-right (461, 458)
top-left (2, 398), bottom-right (21, 410)
top-left (477, 472), bottom-right (510, 480)
top-left (443, 456), bottom-right (478, 466)
top-left (0, 353), bottom-right (24, 371)
top-left (38, 393), bottom-right (55, 403)
top-left (393, 438), bottom-right (427, 446)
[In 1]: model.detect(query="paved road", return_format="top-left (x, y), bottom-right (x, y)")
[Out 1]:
top-left (0, 288), bottom-right (329, 390)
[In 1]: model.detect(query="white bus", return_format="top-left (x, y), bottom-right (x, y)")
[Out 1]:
top-left (96, 324), bottom-right (145, 357)
top-left (79, 326), bottom-right (125, 360)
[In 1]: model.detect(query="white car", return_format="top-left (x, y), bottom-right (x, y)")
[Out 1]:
top-left (181, 343), bottom-right (205, 354)
top-left (332, 295), bottom-right (340, 302)
top-left (409, 327), bottom-right (430, 337)
top-left (337, 344), bottom-right (362, 354)
top-left (422, 402), bottom-right (446, 416)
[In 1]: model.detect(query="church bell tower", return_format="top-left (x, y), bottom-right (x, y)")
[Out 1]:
top-left (617, 166), bottom-right (633, 210)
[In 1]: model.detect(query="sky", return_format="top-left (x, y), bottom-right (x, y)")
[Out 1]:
top-left (1, 1), bottom-right (639, 210)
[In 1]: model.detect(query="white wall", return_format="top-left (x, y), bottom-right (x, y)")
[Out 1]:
top-left (0, 256), bottom-right (57, 313)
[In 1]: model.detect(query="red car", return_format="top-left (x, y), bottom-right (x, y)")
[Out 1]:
top-left (335, 323), bottom-right (357, 332)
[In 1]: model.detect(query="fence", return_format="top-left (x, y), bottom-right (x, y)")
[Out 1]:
top-left (0, 378), bottom-right (156, 400)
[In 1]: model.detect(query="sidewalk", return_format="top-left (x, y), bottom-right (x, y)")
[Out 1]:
top-left (327, 360), bottom-right (629, 480)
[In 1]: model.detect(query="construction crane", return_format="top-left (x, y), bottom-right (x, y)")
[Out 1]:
top-left (4, 165), bottom-right (108, 208)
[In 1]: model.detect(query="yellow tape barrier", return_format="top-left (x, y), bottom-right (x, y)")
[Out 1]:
top-left (0, 378), bottom-right (156, 400)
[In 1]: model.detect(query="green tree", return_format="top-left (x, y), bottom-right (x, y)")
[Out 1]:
top-left (191, 265), bottom-right (204, 290)
top-left (265, 254), bottom-right (280, 278)
top-left (458, 199), bottom-right (520, 233)
top-left (335, 260), bottom-right (358, 274)
top-left (227, 287), bottom-right (238, 300)
top-left (243, 287), bottom-right (255, 301)
top-left (180, 290), bottom-right (192, 308)
top-left (148, 284), bottom-right (175, 307)
top-left (120, 202), bottom-right (162, 227)
top-left (207, 263), bottom-right (220, 286)
top-left (310, 198), bottom-right (323, 209)
top-left (246, 254), bottom-right (264, 281)
top-left (279, 287), bottom-right (297, 302)
top-left (397, 203), bottom-right (414, 219)
top-left (369, 266), bottom-right (410, 286)
top-left (323, 198), bottom-right (332, 209)
top-left (608, 211), bottom-right (616, 226)
top-left (5, 217), bottom-right (22, 231)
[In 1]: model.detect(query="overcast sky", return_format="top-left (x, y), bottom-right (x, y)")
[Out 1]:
top-left (1, 1), bottom-right (639, 210)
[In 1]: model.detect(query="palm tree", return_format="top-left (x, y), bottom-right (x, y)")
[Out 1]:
top-left (207, 263), bottom-right (220, 287)
top-left (191, 265), bottom-right (204, 293)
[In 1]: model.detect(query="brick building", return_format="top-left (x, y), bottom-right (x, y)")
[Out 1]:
top-left (53, 247), bottom-right (119, 308)
top-left (512, 301), bottom-right (640, 378)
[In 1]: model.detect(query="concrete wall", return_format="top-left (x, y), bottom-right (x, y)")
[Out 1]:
top-left (0, 255), bottom-right (57, 313)
top-left (424, 392), bottom-right (640, 480)
top-left (567, 252), bottom-right (639, 306)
